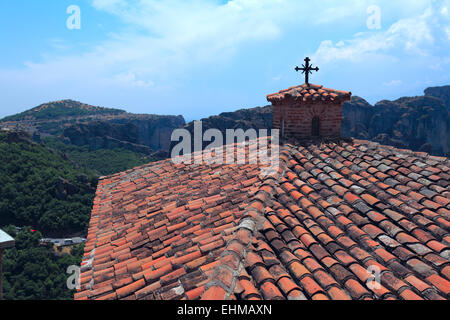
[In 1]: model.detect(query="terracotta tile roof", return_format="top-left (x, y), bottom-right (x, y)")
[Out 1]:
top-left (267, 84), bottom-right (352, 104)
top-left (75, 139), bottom-right (450, 300)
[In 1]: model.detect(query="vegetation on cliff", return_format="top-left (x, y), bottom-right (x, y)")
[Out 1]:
top-left (0, 100), bottom-right (125, 122)
top-left (1, 226), bottom-right (83, 300)
top-left (0, 131), bottom-right (97, 235)
top-left (43, 137), bottom-right (154, 176)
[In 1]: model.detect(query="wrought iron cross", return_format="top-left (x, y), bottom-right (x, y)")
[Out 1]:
top-left (295, 57), bottom-right (319, 85)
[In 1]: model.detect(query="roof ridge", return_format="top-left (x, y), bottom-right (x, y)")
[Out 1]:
top-left (201, 146), bottom-right (292, 300)
top-left (267, 84), bottom-right (351, 104)
top-left (352, 139), bottom-right (450, 164)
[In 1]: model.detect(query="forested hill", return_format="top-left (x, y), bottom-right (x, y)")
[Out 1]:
top-left (0, 131), bottom-right (97, 236)
top-left (0, 99), bottom-right (126, 122)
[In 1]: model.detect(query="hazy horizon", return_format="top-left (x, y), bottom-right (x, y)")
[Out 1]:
top-left (1, 81), bottom-right (446, 123)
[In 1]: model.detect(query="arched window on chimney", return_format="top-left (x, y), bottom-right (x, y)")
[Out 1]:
top-left (312, 116), bottom-right (320, 137)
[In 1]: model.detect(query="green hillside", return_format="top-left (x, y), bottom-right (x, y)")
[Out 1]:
top-left (2, 226), bottom-right (83, 300)
top-left (43, 136), bottom-right (155, 176)
top-left (0, 131), bottom-right (97, 235)
top-left (1, 99), bottom-right (126, 122)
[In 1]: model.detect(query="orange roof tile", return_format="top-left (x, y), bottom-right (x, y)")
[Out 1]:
top-left (267, 83), bottom-right (351, 104)
top-left (76, 138), bottom-right (450, 300)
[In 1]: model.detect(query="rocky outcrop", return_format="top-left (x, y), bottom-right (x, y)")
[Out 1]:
top-left (341, 96), bottom-right (374, 140)
top-left (55, 177), bottom-right (80, 200)
top-left (109, 115), bottom-right (186, 151)
top-left (183, 105), bottom-right (273, 135)
top-left (174, 106), bottom-right (273, 152)
top-left (342, 95), bottom-right (449, 156)
top-left (179, 86), bottom-right (449, 157)
top-left (4, 131), bottom-right (35, 145)
top-left (425, 85), bottom-right (450, 110)
top-left (3, 86), bottom-right (449, 158)
top-left (62, 114), bottom-right (185, 154)
top-left (2, 100), bottom-right (186, 154)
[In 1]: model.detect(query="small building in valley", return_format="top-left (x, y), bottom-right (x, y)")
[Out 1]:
top-left (0, 229), bottom-right (15, 300)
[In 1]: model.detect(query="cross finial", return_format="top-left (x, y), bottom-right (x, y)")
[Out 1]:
top-left (295, 57), bottom-right (319, 85)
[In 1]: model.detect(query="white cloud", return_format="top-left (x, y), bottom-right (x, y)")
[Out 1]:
top-left (442, 6), bottom-right (449, 16)
top-left (112, 72), bottom-right (155, 88)
top-left (91, 0), bottom-right (288, 66)
top-left (312, 1), bottom-right (450, 65)
top-left (88, 0), bottom-right (433, 67)
top-left (272, 75), bottom-right (282, 81)
top-left (5, 0), bottom-right (436, 84)
top-left (16, 0), bottom-right (299, 90)
top-left (47, 38), bottom-right (70, 51)
top-left (383, 80), bottom-right (403, 87)
top-left (313, 9), bottom-right (435, 64)
top-left (92, 0), bottom-right (128, 14)
top-left (1, 0), bottom-right (447, 118)
top-left (440, 0), bottom-right (450, 17)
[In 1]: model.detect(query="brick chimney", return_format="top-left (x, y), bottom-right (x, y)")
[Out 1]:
top-left (267, 83), bottom-right (351, 139)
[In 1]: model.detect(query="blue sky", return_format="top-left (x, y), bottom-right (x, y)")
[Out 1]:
top-left (1, 0), bottom-right (449, 121)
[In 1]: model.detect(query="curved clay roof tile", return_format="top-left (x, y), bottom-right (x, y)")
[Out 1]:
top-left (267, 84), bottom-right (351, 104)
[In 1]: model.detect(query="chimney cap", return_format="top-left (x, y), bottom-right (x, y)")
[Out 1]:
top-left (267, 83), bottom-right (351, 105)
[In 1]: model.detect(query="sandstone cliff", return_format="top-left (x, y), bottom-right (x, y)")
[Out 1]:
top-left (1, 100), bottom-right (186, 155)
top-left (62, 114), bottom-right (185, 154)
top-left (342, 90), bottom-right (449, 156)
